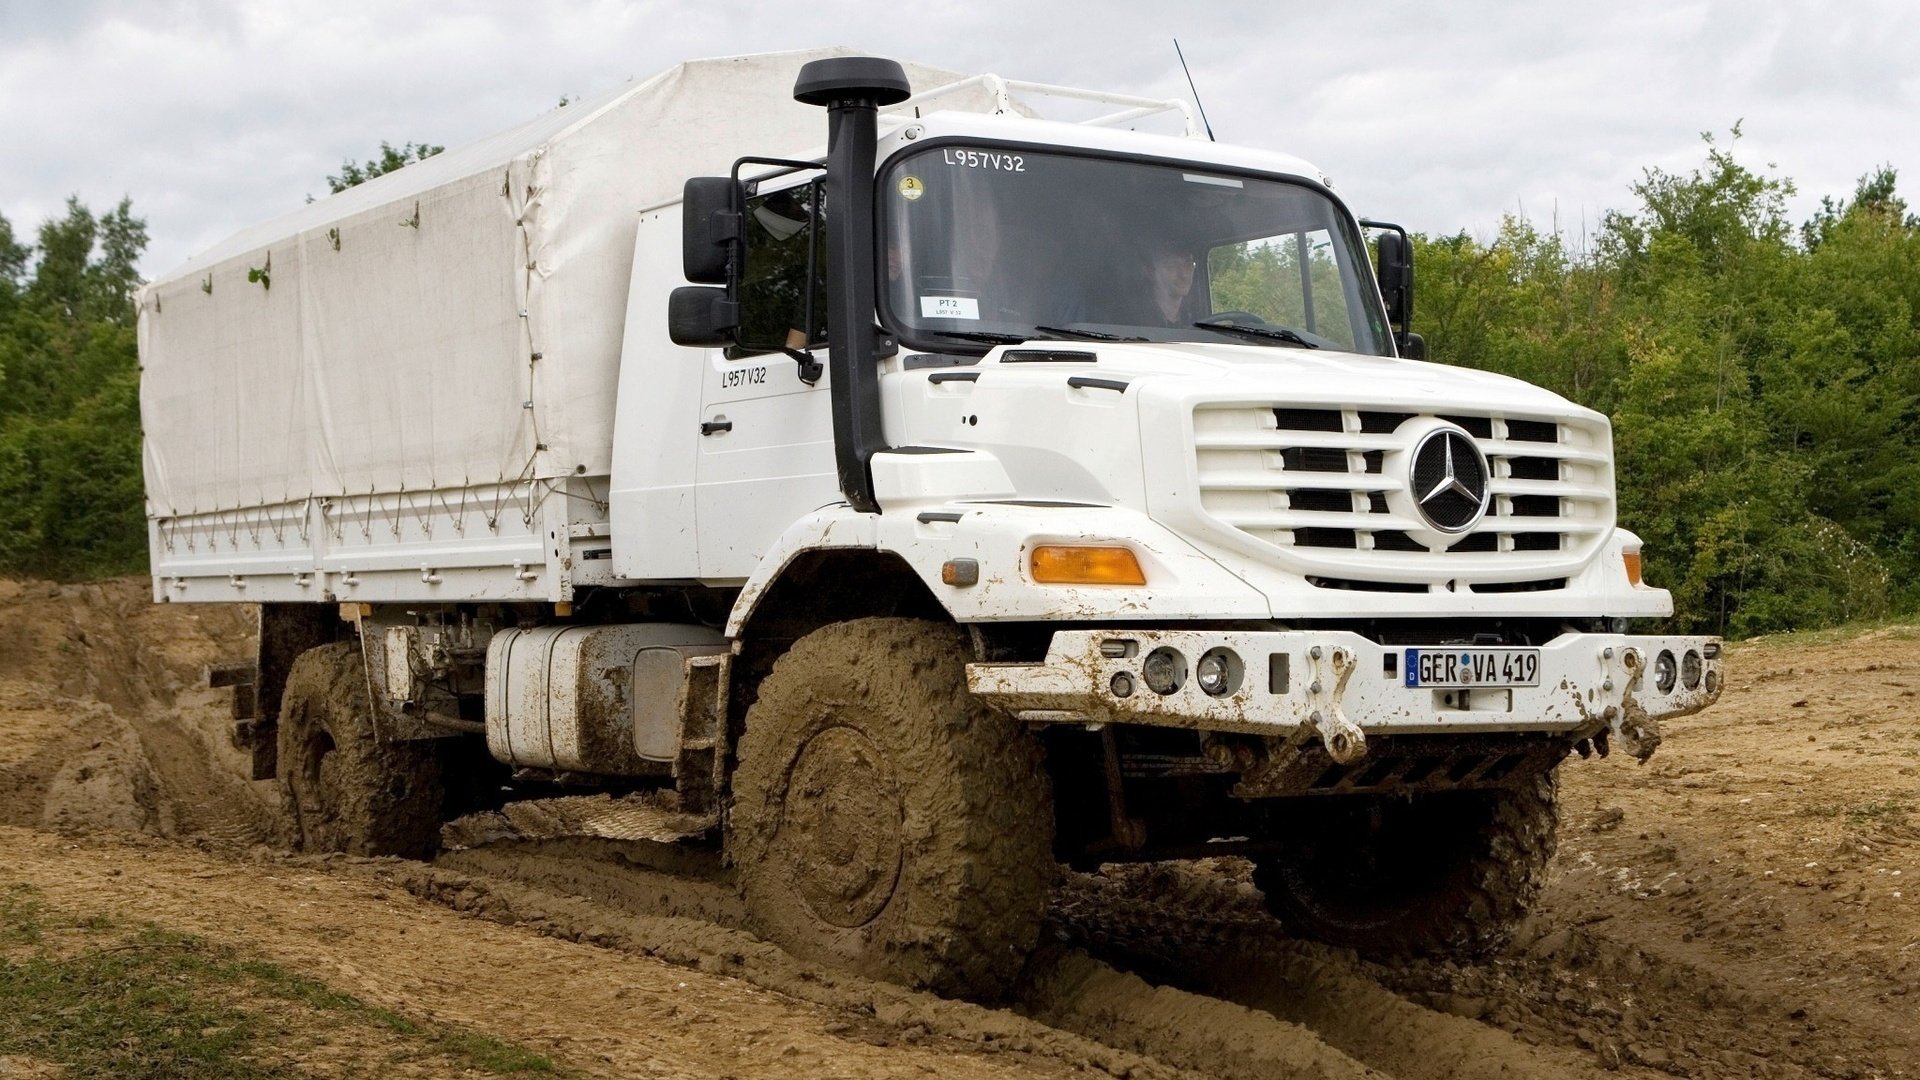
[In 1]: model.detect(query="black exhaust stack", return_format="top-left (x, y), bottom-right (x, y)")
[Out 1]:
top-left (793, 56), bottom-right (911, 514)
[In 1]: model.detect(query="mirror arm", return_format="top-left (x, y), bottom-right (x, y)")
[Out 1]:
top-left (797, 174), bottom-right (823, 386)
top-left (782, 347), bottom-right (824, 385)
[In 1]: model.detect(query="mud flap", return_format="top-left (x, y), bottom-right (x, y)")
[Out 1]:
top-left (204, 659), bottom-right (267, 779)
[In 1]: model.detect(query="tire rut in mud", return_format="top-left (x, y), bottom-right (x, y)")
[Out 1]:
top-left (418, 826), bottom-right (1651, 1080)
top-left (1051, 866), bottom-right (1595, 1080)
top-left (1371, 916), bottom-right (1913, 1079)
top-left (1058, 859), bottom-right (1916, 1080)
top-left (411, 839), bottom-right (1382, 1080)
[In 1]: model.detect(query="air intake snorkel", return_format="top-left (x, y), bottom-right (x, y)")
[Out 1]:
top-left (792, 56), bottom-right (912, 514)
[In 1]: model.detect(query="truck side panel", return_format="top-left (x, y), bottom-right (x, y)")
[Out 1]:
top-left (150, 477), bottom-right (601, 603)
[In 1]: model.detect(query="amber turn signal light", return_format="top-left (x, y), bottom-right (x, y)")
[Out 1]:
top-left (1031, 546), bottom-right (1146, 586)
top-left (1623, 549), bottom-right (1644, 587)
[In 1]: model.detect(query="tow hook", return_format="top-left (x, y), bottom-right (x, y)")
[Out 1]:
top-left (1607, 647), bottom-right (1663, 762)
top-left (1306, 645), bottom-right (1366, 764)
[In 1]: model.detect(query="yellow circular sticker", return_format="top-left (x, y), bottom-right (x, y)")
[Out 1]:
top-left (897, 175), bottom-right (925, 201)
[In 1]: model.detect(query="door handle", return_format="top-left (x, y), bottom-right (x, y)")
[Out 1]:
top-left (700, 418), bottom-right (733, 436)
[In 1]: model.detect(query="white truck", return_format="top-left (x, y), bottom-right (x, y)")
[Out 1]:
top-left (139, 48), bottom-right (1722, 998)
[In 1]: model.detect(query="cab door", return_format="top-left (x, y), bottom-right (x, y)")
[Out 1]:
top-left (693, 178), bottom-right (839, 581)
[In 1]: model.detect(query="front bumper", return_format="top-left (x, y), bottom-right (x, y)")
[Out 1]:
top-left (967, 629), bottom-right (1722, 763)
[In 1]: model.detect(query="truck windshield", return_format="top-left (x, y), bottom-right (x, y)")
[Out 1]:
top-left (879, 145), bottom-right (1392, 356)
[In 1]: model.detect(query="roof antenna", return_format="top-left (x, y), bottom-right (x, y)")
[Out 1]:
top-left (1173, 39), bottom-right (1216, 141)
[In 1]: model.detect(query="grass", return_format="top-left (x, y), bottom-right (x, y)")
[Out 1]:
top-left (1737, 619), bottom-right (1920, 651)
top-left (0, 883), bottom-right (563, 1078)
top-left (0, 884), bottom-right (44, 948)
top-left (1846, 799), bottom-right (1910, 825)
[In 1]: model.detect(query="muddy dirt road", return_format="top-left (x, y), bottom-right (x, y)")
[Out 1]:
top-left (1, 577), bottom-right (1914, 1078)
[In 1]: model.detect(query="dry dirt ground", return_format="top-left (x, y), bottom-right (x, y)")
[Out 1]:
top-left (0, 576), bottom-right (1914, 1078)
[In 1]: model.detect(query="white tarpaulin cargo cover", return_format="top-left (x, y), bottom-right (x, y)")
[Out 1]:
top-left (138, 48), bottom-right (966, 518)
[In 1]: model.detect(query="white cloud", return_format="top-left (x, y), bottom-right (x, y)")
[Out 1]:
top-left (3, 0), bottom-right (1915, 273)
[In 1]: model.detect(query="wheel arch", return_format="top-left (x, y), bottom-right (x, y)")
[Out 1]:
top-left (731, 546), bottom-right (949, 648)
top-left (721, 545), bottom-right (953, 795)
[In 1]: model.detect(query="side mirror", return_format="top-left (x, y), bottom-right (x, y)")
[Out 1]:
top-left (682, 177), bottom-right (743, 285)
top-left (1360, 219), bottom-right (1417, 356)
top-left (1373, 227), bottom-right (1413, 329)
top-left (667, 286), bottom-right (738, 347)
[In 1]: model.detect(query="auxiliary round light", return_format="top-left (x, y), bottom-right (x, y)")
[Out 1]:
top-left (1109, 671), bottom-right (1136, 699)
top-left (1653, 649), bottom-right (1678, 694)
top-left (1682, 650), bottom-right (1703, 691)
top-left (1195, 648), bottom-right (1242, 697)
top-left (1142, 647), bottom-right (1187, 696)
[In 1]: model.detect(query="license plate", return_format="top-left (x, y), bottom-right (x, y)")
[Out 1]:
top-left (1404, 648), bottom-right (1540, 688)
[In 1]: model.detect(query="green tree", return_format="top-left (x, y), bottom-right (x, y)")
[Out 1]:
top-left (325, 140), bottom-right (445, 194)
top-left (1414, 130), bottom-right (1920, 634)
top-left (0, 212), bottom-right (28, 330)
top-left (1802, 165), bottom-right (1918, 249)
top-left (0, 196), bottom-right (148, 580)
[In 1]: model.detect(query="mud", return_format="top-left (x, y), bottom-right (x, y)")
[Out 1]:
top-left (394, 859), bottom-right (1400, 1080)
top-left (729, 617), bottom-right (1056, 999)
top-left (0, 578), bottom-right (276, 844)
top-left (0, 575), bottom-right (1916, 1078)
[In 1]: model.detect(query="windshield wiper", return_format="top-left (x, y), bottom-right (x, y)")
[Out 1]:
top-left (1192, 319), bottom-right (1321, 349)
top-left (1033, 325), bottom-right (1149, 342)
top-left (932, 330), bottom-right (1031, 345)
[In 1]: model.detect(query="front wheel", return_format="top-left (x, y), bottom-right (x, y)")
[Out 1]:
top-left (729, 618), bottom-right (1054, 1000)
top-left (1252, 770), bottom-right (1558, 958)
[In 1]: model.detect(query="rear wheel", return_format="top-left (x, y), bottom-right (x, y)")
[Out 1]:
top-left (277, 642), bottom-right (444, 858)
top-left (1252, 770), bottom-right (1557, 957)
top-left (729, 618), bottom-right (1053, 1000)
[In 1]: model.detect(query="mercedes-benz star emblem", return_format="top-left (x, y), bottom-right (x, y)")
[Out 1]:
top-left (1409, 428), bottom-right (1490, 533)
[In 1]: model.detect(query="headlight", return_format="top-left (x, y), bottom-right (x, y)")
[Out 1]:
top-left (1142, 647), bottom-right (1186, 695)
top-left (1654, 649), bottom-right (1677, 693)
top-left (1195, 648), bottom-right (1242, 697)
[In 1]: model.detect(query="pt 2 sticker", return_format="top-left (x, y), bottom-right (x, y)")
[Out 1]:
top-left (920, 296), bottom-right (980, 320)
top-left (897, 176), bottom-right (925, 201)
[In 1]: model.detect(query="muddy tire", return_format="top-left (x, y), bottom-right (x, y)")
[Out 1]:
top-left (1252, 769), bottom-right (1557, 958)
top-left (729, 618), bottom-right (1053, 1000)
top-left (277, 642), bottom-right (444, 858)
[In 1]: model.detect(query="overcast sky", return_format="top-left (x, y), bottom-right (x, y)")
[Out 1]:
top-left (3, 0), bottom-right (1915, 277)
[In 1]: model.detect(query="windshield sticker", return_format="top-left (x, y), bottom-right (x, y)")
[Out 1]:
top-left (1182, 173), bottom-right (1244, 188)
top-left (940, 148), bottom-right (1025, 172)
top-left (897, 175), bottom-right (925, 201)
top-left (921, 296), bottom-right (980, 320)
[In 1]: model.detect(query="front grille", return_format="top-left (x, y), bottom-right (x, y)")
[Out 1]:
top-left (1191, 404), bottom-right (1612, 589)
